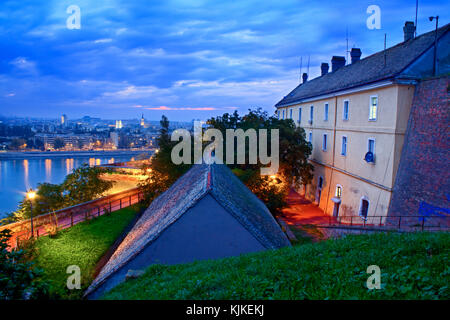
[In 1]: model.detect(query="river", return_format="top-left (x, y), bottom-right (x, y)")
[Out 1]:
top-left (0, 151), bottom-right (147, 218)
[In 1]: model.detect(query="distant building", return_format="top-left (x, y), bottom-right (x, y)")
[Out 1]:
top-left (115, 120), bottom-right (123, 129)
top-left (85, 164), bottom-right (290, 299)
top-left (110, 131), bottom-right (119, 148)
top-left (140, 114), bottom-right (145, 127)
top-left (61, 114), bottom-right (67, 126)
top-left (275, 22), bottom-right (449, 224)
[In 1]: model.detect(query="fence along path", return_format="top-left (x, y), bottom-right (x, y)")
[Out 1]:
top-left (0, 187), bottom-right (143, 249)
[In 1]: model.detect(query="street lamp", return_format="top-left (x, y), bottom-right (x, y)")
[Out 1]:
top-left (27, 189), bottom-right (36, 238)
top-left (429, 16), bottom-right (439, 76)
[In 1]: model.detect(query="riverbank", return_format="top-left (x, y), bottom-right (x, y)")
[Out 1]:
top-left (0, 149), bottom-right (154, 160)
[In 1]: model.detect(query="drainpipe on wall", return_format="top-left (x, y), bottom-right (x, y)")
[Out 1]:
top-left (325, 96), bottom-right (338, 216)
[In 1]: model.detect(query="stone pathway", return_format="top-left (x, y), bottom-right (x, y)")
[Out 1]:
top-left (280, 189), bottom-right (335, 242)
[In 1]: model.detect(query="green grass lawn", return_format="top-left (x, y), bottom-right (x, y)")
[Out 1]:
top-left (102, 232), bottom-right (450, 300)
top-left (33, 204), bottom-right (141, 299)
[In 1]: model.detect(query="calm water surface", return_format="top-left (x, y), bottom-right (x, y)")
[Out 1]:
top-left (0, 155), bottom-right (135, 218)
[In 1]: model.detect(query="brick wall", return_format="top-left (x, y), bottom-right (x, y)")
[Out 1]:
top-left (387, 76), bottom-right (450, 228)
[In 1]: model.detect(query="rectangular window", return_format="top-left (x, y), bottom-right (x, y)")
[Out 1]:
top-left (369, 96), bottom-right (378, 120)
top-left (310, 106), bottom-right (314, 123)
top-left (282, 110), bottom-right (285, 119)
top-left (322, 134), bottom-right (327, 151)
top-left (343, 100), bottom-right (349, 120)
top-left (324, 103), bottom-right (329, 121)
top-left (277, 110), bottom-right (280, 119)
top-left (308, 132), bottom-right (312, 143)
top-left (341, 136), bottom-right (347, 156)
top-left (368, 138), bottom-right (375, 153)
top-left (290, 108), bottom-right (293, 119)
top-left (298, 107), bottom-right (302, 124)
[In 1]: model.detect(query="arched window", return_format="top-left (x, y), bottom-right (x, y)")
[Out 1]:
top-left (359, 197), bottom-right (369, 219)
top-left (318, 176), bottom-right (323, 189)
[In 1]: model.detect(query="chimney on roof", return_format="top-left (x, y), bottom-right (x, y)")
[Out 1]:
top-left (321, 63), bottom-right (329, 76)
top-left (331, 56), bottom-right (346, 72)
top-left (403, 21), bottom-right (416, 41)
top-left (302, 72), bottom-right (308, 83)
top-left (350, 48), bottom-right (362, 64)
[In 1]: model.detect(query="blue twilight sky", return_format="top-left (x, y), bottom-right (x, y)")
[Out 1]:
top-left (0, 0), bottom-right (448, 121)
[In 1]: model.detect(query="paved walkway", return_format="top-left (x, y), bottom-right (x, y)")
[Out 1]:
top-left (281, 189), bottom-right (334, 225)
top-left (279, 189), bottom-right (335, 242)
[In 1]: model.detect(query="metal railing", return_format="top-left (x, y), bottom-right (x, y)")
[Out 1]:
top-left (319, 214), bottom-right (450, 232)
top-left (8, 190), bottom-right (144, 249)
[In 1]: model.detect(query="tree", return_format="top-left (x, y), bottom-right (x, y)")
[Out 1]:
top-left (151, 115), bottom-right (191, 184)
top-left (0, 229), bottom-right (49, 299)
top-left (53, 138), bottom-right (65, 150)
top-left (34, 139), bottom-right (45, 151)
top-left (33, 183), bottom-right (65, 215)
top-left (62, 165), bottom-right (114, 206)
top-left (207, 108), bottom-right (313, 188)
top-left (8, 138), bottom-right (27, 150)
top-left (206, 108), bottom-right (314, 213)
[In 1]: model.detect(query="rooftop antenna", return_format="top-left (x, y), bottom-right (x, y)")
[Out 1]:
top-left (346, 27), bottom-right (349, 64)
top-left (307, 55), bottom-right (310, 75)
top-left (415, 0), bottom-right (418, 37)
top-left (384, 33), bottom-right (387, 67)
top-left (299, 57), bottom-right (303, 84)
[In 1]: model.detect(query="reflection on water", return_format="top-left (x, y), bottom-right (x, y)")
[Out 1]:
top-left (0, 154), bottom-right (135, 217)
top-left (45, 159), bottom-right (51, 181)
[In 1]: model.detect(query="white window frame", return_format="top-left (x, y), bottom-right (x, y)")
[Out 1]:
top-left (369, 95), bottom-right (378, 121)
top-left (335, 184), bottom-right (343, 198)
top-left (282, 109), bottom-right (285, 119)
top-left (309, 105), bottom-right (314, 124)
top-left (358, 196), bottom-right (370, 220)
top-left (341, 135), bottom-right (347, 156)
top-left (324, 103), bottom-right (329, 121)
top-left (322, 133), bottom-right (327, 151)
top-left (342, 100), bottom-right (349, 121)
top-left (298, 107), bottom-right (302, 124)
top-left (290, 108), bottom-right (293, 119)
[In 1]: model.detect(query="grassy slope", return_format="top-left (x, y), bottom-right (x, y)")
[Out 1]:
top-left (102, 232), bottom-right (450, 300)
top-left (33, 205), bottom-right (141, 299)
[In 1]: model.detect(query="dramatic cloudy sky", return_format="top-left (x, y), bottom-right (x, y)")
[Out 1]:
top-left (0, 0), bottom-right (448, 121)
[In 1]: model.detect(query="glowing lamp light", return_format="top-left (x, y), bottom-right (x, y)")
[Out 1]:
top-left (27, 190), bottom-right (36, 200)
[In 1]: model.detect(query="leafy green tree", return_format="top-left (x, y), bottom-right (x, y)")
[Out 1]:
top-left (0, 229), bottom-right (49, 299)
top-left (34, 183), bottom-right (65, 215)
top-left (207, 108), bottom-right (313, 188)
top-left (2, 166), bottom-right (115, 223)
top-left (53, 138), bottom-right (65, 150)
top-left (62, 165), bottom-right (114, 206)
top-left (207, 108), bottom-right (313, 213)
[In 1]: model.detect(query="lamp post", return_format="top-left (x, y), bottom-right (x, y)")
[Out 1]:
top-left (429, 16), bottom-right (439, 76)
top-left (27, 189), bottom-right (36, 238)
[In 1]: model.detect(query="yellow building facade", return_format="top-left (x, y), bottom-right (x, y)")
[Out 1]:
top-left (277, 83), bottom-right (415, 223)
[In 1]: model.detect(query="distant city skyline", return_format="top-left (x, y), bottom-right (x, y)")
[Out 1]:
top-left (0, 0), bottom-right (448, 121)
